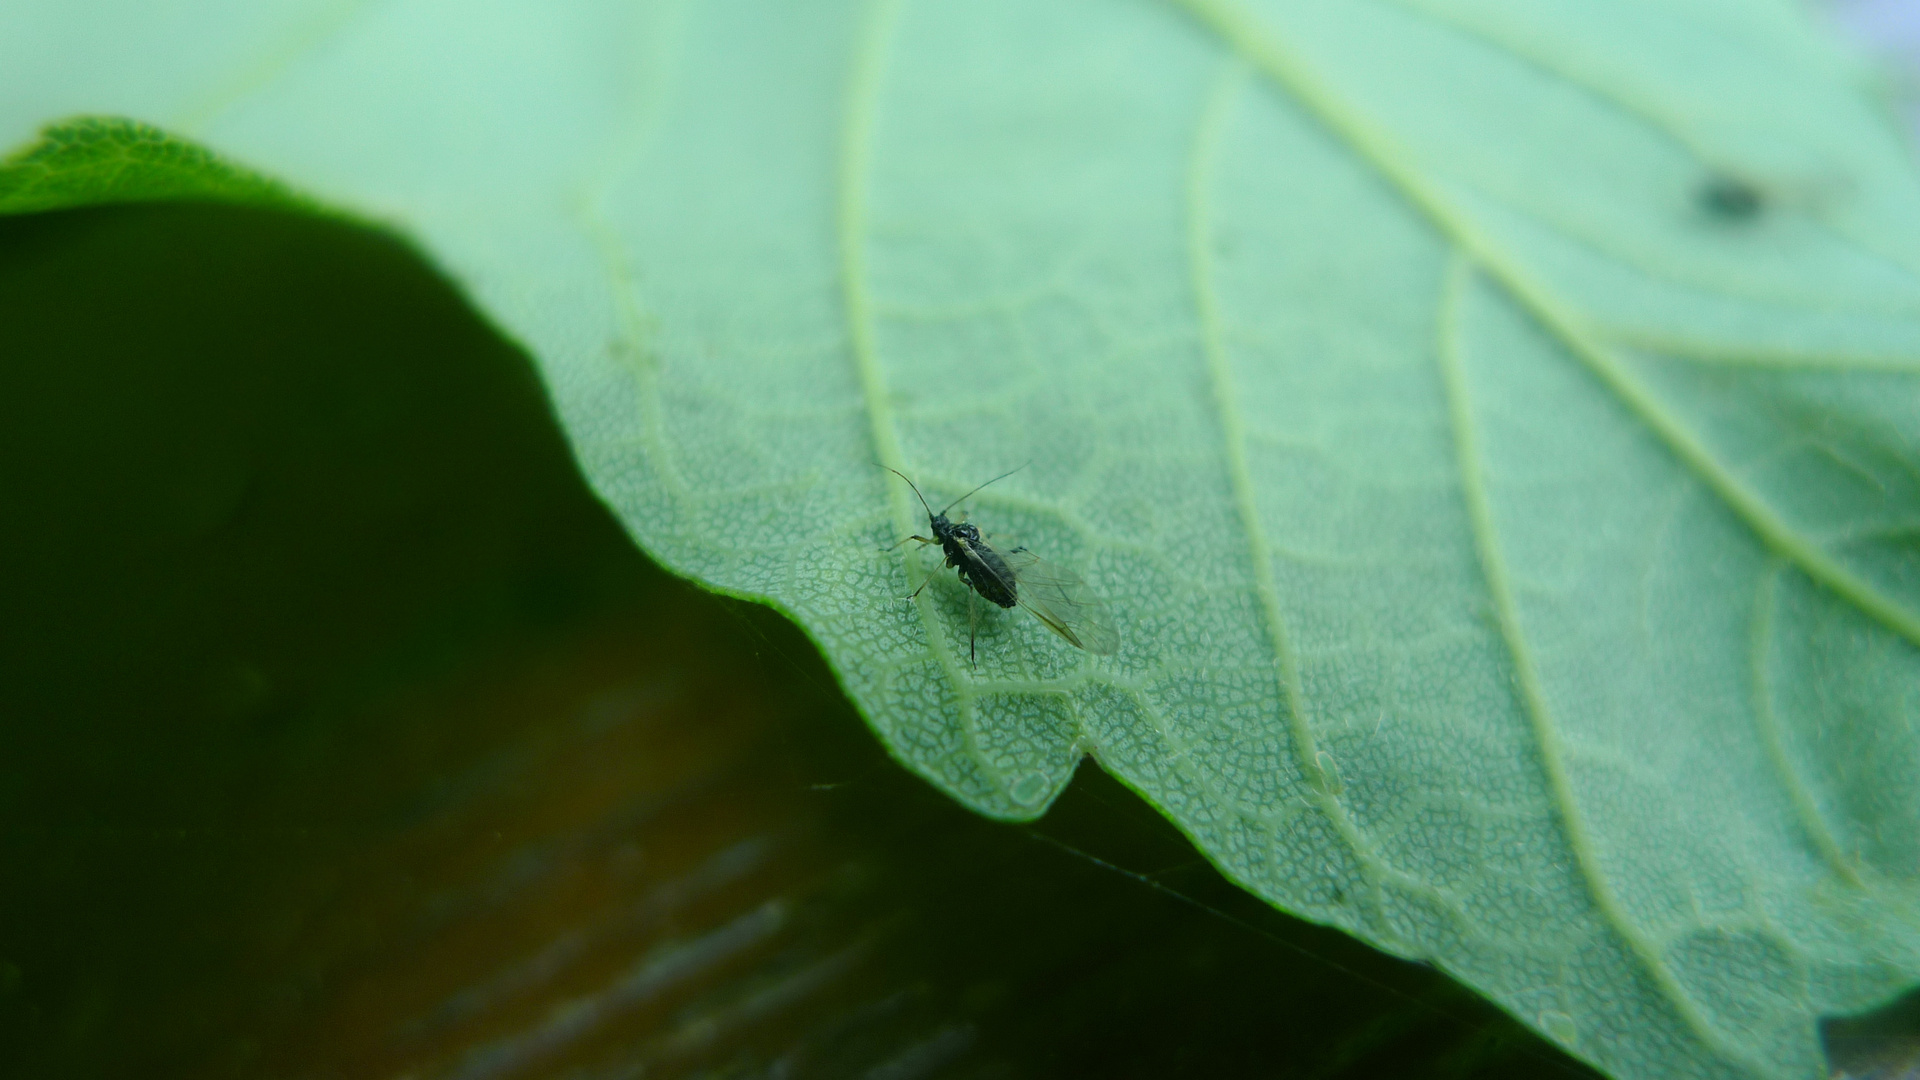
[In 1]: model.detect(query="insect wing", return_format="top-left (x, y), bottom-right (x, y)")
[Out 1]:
top-left (1004, 547), bottom-right (1119, 655)
top-left (958, 533), bottom-right (1016, 596)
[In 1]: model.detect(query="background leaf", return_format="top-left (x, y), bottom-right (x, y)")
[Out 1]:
top-left (5, 3), bottom-right (1920, 1078)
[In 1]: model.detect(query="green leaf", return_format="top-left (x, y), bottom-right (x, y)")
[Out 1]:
top-left (6, 3), bottom-right (1919, 1078)
top-left (0, 117), bottom-right (312, 215)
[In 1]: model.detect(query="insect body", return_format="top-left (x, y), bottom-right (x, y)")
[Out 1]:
top-left (883, 466), bottom-right (1119, 662)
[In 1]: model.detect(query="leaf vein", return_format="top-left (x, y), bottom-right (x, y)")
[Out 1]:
top-left (1184, 56), bottom-right (1393, 933)
top-left (1748, 558), bottom-right (1866, 887)
top-left (1171, 0), bottom-right (1920, 656)
top-left (1610, 329), bottom-right (1920, 374)
top-left (1378, 0), bottom-right (1920, 287)
top-left (837, 0), bottom-right (1013, 796)
top-left (1438, 254), bottom-right (1765, 1071)
top-left (172, 0), bottom-right (385, 134)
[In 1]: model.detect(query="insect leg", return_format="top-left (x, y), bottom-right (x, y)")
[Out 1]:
top-left (968, 590), bottom-right (978, 667)
top-left (889, 535), bottom-right (938, 601)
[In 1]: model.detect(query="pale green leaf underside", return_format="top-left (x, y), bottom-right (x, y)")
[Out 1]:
top-left (6, 2), bottom-right (1920, 1077)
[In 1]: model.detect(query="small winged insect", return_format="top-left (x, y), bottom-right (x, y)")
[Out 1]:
top-left (882, 466), bottom-right (1119, 663)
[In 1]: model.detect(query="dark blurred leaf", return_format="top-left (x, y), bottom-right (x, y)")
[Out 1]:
top-left (1825, 990), bottom-right (1920, 1080)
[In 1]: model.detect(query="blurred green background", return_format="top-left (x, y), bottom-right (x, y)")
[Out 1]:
top-left (0, 197), bottom-right (1758, 1079)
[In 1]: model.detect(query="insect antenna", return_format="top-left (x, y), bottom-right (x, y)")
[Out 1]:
top-left (878, 464), bottom-right (936, 519)
top-left (937, 461), bottom-right (1030, 516)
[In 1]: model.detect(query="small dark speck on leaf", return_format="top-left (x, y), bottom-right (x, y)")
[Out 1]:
top-left (1696, 175), bottom-right (1765, 222)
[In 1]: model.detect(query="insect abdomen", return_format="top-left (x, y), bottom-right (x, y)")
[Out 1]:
top-left (946, 539), bottom-right (1018, 608)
